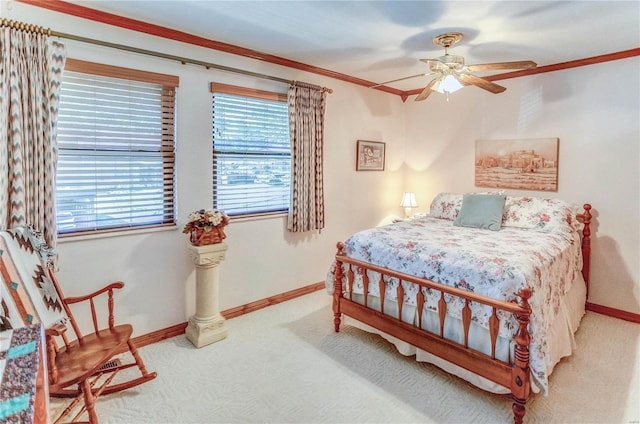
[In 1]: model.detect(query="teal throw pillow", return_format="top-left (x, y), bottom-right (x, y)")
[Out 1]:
top-left (453, 194), bottom-right (506, 231)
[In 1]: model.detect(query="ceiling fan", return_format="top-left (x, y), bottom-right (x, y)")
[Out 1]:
top-left (372, 32), bottom-right (537, 101)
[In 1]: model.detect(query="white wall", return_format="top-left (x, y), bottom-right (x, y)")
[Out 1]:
top-left (6, 3), bottom-right (405, 336)
top-left (403, 58), bottom-right (640, 315)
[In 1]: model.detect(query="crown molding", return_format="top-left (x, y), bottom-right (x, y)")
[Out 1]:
top-left (18, 0), bottom-right (640, 102)
top-left (17, 0), bottom-right (404, 97)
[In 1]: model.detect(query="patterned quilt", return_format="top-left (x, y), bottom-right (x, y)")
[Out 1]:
top-left (326, 216), bottom-right (583, 394)
top-left (0, 324), bottom-right (44, 423)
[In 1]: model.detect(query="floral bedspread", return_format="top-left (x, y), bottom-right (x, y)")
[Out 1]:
top-left (325, 216), bottom-right (583, 394)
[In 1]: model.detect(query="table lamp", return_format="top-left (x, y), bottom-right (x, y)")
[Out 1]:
top-left (400, 192), bottom-right (418, 218)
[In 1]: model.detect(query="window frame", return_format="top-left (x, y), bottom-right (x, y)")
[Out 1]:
top-left (211, 83), bottom-right (291, 218)
top-left (55, 59), bottom-right (179, 237)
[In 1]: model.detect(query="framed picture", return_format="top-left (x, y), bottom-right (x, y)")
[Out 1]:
top-left (475, 137), bottom-right (559, 191)
top-left (356, 140), bottom-right (385, 171)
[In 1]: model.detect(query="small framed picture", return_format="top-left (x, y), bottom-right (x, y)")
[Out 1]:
top-left (356, 140), bottom-right (385, 171)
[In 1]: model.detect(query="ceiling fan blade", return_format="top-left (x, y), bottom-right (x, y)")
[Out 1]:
top-left (369, 73), bottom-right (432, 88)
top-left (414, 78), bottom-right (438, 101)
top-left (466, 60), bottom-right (537, 72)
top-left (458, 74), bottom-right (506, 94)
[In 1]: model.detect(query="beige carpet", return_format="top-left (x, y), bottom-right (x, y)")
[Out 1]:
top-left (51, 290), bottom-right (640, 423)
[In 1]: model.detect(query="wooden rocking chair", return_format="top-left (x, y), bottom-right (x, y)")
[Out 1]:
top-left (0, 226), bottom-right (156, 423)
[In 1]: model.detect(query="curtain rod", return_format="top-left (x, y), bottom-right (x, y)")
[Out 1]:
top-left (0, 18), bottom-right (333, 94)
top-left (1, 17), bottom-right (50, 35)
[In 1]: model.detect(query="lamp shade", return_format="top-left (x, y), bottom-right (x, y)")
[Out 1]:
top-left (433, 74), bottom-right (464, 94)
top-left (400, 192), bottom-right (418, 208)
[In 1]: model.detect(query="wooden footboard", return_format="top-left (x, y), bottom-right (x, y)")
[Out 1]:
top-left (332, 247), bottom-right (532, 423)
top-left (332, 204), bottom-right (592, 424)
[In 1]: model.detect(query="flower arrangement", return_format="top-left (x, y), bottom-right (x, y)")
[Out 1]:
top-left (183, 209), bottom-right (229, 245)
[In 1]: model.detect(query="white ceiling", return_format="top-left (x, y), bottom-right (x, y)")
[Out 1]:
top-left (67, 1), bottom-right (639, 91)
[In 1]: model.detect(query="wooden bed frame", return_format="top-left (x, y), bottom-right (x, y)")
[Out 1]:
top-left (332, 204), bottom-right (592, 424)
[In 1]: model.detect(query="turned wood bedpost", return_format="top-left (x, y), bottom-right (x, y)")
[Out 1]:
top-left (511, 287), bottom-right (532, 424)
top-left (581, 204), bottom-right (592, 297)
top-left (333, 242), bottom-right (345, 332)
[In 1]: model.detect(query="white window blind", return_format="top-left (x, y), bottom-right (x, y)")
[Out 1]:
top-left (212, 89), bottom-right (290, 216)
top-left (56, 66), bottom-right (177, 234)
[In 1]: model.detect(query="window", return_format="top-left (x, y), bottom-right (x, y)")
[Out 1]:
top-left (212, 83), bottom-right (290, 216)
top-left (56, 59), bottom-right (178, 235)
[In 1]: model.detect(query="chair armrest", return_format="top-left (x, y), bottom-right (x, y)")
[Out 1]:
top-left (64, 282), bottom-right (125, 304)
top-left (44, 324), bottom-right (65, 385)
top-left (45, 323), bottom-right (67, 337)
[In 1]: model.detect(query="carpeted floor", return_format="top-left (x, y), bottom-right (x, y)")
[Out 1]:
top-left (51, 290), bottom-right (640, 423)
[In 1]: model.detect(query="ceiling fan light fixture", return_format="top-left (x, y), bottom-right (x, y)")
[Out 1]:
top-left (432, 74), bottom-right (464, 94)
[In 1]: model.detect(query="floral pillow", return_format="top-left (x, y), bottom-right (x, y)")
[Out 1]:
top-left (429, 192), bottom-right (463, 220)
top-left (502, 196), bottom-right (577, 235)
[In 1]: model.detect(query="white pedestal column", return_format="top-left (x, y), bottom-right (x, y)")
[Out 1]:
top-left (186, 242), bottom-right (228, 348)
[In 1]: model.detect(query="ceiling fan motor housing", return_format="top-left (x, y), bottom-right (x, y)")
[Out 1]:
top-left (432, 32), bottom-right (464, 49)
top-left (439, 54), bottom-right (464, 69)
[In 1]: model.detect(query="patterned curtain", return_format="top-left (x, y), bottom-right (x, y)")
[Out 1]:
top-left (287, 82), bottom-right (327, 233)
top-left (0, 27), bottom-right (66, 247)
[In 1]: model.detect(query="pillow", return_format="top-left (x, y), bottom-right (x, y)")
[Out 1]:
top-left (502, 196), bottom-right (576, 235)
top-left (453, 194), bottom-right (506, 231)
top-left (429, 191), bottom-right (507, 221)
top-left (568, 202), bottom-right (585, 232)
top-left (429, 192), bottom-right (463, 220)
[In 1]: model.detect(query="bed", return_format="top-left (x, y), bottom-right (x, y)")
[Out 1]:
top-left (326, 193), bottom-right (592, 424)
